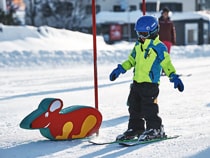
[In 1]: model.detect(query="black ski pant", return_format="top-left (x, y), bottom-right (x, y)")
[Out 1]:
top-left (127, 81), bottom-right (162, 131)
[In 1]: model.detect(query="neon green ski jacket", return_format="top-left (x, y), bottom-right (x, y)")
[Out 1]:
top-left (121, 36), bottom-right (176, 84)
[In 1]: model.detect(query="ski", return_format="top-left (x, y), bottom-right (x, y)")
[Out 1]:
top-left (88, 138), bottom-right (138, 145)
top-left (88, 135), bottom-right (179, 146)
top-left (119, 135), bottom-right (179, 147)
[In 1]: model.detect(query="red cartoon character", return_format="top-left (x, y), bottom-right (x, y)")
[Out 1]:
top-left (20, 98), bottom-right (102, 140)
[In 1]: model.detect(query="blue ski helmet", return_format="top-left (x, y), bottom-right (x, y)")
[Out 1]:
top-left (134, 15), bottom-right (159, 39)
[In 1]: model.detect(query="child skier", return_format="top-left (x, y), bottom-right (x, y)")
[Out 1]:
top-left (109, 15), bottom-right (184, 141)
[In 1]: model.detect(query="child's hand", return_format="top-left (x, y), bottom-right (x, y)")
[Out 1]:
top-left (109, 64), bottom-right (126, 81)
top-left (170, 74), bottom-right (184, 92)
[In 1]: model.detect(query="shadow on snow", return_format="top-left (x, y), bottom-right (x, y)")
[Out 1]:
top-left (0, 80), bottom-right (131, 101)
top-left (0, 139), bottom-right (85, 158)
top-left (190, 147), bottom-right (210, 158)
top-left (101, 115), bottom-right (128, 128)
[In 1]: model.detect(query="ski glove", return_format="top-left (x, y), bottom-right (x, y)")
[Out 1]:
top-left (170, 73), bottom-right (184, 92)
top-left (109, 64), bottom-right (126, 81)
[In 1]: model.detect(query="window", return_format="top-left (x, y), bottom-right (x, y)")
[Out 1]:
top-left (203, 23), bottom-right (209, 44)
top-left (86, 5), bottom-right (100, 14)
top-left (160, 3), bottom-right (182, 12)
top-left (113, 5), bottom-right (124, 12)
top-left (185, 23), bottom-right (198, 45)
top-left (113, 5), bottom-right (136, 12)
top-left (129, 5), bottom-right (136, 11)
top-left (140, 2), bottom-right (156, 12)
top-left (140, 2), bottom-right (182, 12)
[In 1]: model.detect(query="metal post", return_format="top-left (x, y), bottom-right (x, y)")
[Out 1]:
top-left (142, 0), bottom-right (146, 15)
top-left (91, 0), bottom-right (99, 110)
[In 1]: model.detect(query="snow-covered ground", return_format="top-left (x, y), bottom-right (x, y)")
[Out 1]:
top-left (0, 25), bottom-right (210, 158)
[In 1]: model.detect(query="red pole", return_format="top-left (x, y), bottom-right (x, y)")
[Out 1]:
top-left (142, 0), bottom-right (146, 15)
top-left (91, 0), bottom-right (99, 110)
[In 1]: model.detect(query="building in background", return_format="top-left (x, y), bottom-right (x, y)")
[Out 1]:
top-left (1, 0), bottom-right (210, 45)
top-left (75, 0), bottom-right (210, 45)
top-left (86, 0), bottom-right (210, 45)
top-left (81, 0), bottom-right (210, 13)
top-left (172, 12), bottom-right (210, 45)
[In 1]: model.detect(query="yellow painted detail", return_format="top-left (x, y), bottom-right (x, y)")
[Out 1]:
top-left (55, 122), bottom-right (73, 140)
top-left (72, 115), bottom-right (97, 139)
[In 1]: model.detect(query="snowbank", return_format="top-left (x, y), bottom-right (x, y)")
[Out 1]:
top-left (0, 25), bottom-right (209, 69)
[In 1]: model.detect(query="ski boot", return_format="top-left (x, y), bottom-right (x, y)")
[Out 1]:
top-left (116, 129), bottom-right (144, 141)
top-left (138, 125), bottom-right (166, 141)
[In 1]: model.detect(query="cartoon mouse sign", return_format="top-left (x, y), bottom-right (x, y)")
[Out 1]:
top-left (20, 98), bottom-right (102, 140)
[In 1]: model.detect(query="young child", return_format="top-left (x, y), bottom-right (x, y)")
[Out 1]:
top-left (109, 15), bottom-right (184, 141)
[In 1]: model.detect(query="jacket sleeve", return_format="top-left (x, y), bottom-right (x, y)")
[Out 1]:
top-left (121, 47), bottom-right (136, 70)
top-left (160, 52), bottom-right (176, 76)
